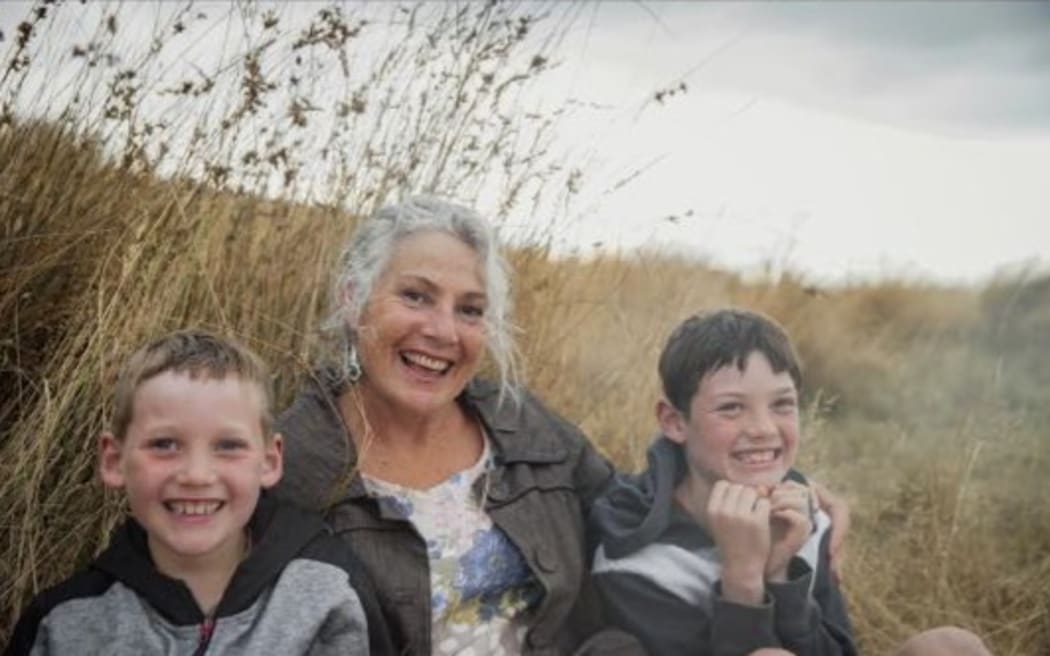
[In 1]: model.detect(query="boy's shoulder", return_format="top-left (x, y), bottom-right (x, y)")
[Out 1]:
top-left (246, 497), bottom-right (396, 656)
top-left (591, 436), bottom-right (714, 561)
top-left (7, 562), bottom-right (118, 629)
top-left (4, 560), bottom-right (126, 656)
top-left (20, 565), bottom-right (116, 611)
top-left (262, 498), bottom-right (366, 572)
top-left (247, 496), bottom-right (375, 598)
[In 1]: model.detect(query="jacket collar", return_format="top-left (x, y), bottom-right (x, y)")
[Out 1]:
top-left (296, 366), bottom-right (569, 508)
top-left (310, 365), bottom-right (568, 467)
top-left (462, 378), bottom-right (568, 465)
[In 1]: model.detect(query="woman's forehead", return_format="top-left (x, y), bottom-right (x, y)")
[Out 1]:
top-left (388, 231), bottom-right (480, 265)
top-left (381, 232), bottom-right (485, 290)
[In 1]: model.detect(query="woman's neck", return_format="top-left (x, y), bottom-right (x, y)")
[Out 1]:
top-left (342, 385), bottom-right (465, 446)
top-left (340, 385), bottom-right (483, 488)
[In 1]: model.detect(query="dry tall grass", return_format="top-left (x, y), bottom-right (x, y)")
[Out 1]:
top-left (515, 254), bottom-right (1050, 656)
top-left (2, 2), bottom-right (1049, 653)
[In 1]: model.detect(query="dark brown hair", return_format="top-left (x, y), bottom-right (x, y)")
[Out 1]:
top-left (658, 308), bottom-right (802, 415)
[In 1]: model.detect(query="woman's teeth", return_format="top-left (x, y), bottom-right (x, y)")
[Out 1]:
top-left (402, 351), bottom-right (450, 373)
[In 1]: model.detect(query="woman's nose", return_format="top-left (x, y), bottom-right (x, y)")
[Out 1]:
top-left (422, 304), bottom-right (459, 344)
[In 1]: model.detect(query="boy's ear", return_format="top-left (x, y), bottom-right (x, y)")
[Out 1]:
top-left (657, 399), bottom-right (687, 444)
top-left (260, 433), bottom-right (284, 488)
top-left (98, 432), bottom-right (125, 489)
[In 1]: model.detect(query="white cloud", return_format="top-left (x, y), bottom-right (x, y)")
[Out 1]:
top-left (510, 2), bottom-right (1050, 282)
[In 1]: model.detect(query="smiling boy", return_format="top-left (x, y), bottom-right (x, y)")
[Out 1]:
top-left (5, 330), bottom-right (392, 656)
top-left (591, 309), bottom-right (857, 656)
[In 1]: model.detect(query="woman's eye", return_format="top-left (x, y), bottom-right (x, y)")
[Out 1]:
top-left (717, 403), bottom-right (743, 414)
top-left (401, 289), bottom-right (427, 305)
top-left (774, 398), bottom-right (798, 412)
top-left (459, 304), bottom-right (485, 319)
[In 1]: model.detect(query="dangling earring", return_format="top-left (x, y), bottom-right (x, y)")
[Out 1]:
top-left (344, 342), bottom-right (362, 384)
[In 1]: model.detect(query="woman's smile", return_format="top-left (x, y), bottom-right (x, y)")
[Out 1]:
top-left (355, 230), bottom-right (488, 417)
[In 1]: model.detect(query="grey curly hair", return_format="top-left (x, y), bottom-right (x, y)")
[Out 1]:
top-left (327, 195), bottom-right (519, 400)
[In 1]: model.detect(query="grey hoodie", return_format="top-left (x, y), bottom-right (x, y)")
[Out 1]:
top-left (590, 436), bottom-right (857, 656)
top-left (5, 495), bottom-right (394, 656)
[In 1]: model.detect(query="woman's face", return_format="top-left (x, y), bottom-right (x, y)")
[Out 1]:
top-left (353, 230), bottom-right (489, 417)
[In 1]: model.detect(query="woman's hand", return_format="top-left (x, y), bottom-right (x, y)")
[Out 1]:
top-left (706, 480), bottom-right (771, 606)
top-left (811, 480), bottom-right (850, 580)
top-left (765, 481), bottom-right (814, 582)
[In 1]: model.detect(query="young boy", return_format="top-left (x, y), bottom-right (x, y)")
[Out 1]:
top-left (5, 329), bottom-right (392, 656)
top-left (591, 308), bottom-right (857, 656)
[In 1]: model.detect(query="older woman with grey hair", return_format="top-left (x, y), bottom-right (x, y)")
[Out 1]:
top-left (276, 196), bottom-right (638, 655)
top-left (275, 196), bottom-right (851, 655)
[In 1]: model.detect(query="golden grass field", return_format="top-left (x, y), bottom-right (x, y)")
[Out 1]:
top-left (2, 3), bottom-right (1048, 653)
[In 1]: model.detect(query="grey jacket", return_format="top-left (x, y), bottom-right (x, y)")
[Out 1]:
top-left (275, 367), bottom-right (644, 656)
top-left (591, 436), bottom-right (857, 656)
top-left (5, 494), bottom-right (394, 656)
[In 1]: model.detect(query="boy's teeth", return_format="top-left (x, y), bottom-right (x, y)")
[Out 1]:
top-left (168, 501), bottom-right (222, 516)
top-left (403, 352), bottom-right (450, 372)
top-left (736, 450), bottom-right (777, 464)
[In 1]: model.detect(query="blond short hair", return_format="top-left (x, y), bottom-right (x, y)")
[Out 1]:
top-left (110, 329), bottom-right (273, 440)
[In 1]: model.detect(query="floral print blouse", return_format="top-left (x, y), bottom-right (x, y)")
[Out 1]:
top-left (363, 438), bottom-right (543, 655)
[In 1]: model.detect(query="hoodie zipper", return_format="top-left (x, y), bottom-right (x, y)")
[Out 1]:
top-left (193, 618), bottom-right (216, 656)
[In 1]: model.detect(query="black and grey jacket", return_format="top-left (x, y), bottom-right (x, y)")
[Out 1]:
top-left (4, 494), bottom-right (394, 656)
top-left (590, 436), bottom-right (857, 656)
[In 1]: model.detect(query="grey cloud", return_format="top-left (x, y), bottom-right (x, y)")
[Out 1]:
top-left (761, 2), bottom-right (1050, 78)
top-left (629, 1), bottom-right (1050, 136)
top-left (743, 2), bottom-right (1050, 48)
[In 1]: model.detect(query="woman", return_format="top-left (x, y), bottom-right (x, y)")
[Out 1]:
top-left (274, 196), bottom-right (846, 655)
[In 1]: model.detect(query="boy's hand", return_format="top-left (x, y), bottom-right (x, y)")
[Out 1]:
top-left (811, 480), bottom-right (849, 580)
top-left (706, 480), bottom-right (771, 606)
top-left (765, 481), bottom-right (814, 582)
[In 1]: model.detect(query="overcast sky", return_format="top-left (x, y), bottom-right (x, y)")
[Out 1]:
top-left (502, 1), bottom-right (1050, 284)
top-left (2, 1), bottom-right (1047, 284)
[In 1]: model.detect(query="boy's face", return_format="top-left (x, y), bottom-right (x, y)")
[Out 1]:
top-left (661, 350), bottom-right (799, 491)
top-left (99, 371), bottom-right (282, 573)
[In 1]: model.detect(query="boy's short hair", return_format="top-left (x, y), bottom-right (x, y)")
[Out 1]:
top-left (111, 329), bottom-right (273, 440)
top-left (658, 308), bottom-right (802, 415)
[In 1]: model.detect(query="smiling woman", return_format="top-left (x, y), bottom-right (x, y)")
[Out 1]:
top-left (351, 230), bottom-right (490, 456)
top-left (275, 196), bottom-right (645, 655)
